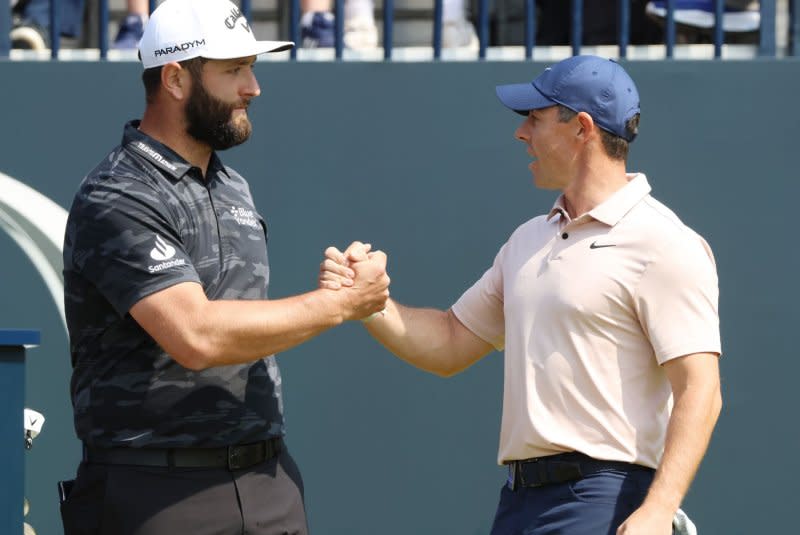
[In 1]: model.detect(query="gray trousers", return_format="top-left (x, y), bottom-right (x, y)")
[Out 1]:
top-left (60, 448), bottom-right (309, 535)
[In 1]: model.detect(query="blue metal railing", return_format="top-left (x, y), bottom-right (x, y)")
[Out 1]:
top-left (618, 0), bottom-right (630, 58)
top-left (665, 0), bottom-right (676, 57)
top-left (760, 0), bottom-right (777, 55)
top-left (478, 0), bottom-right (489, 59)
top-left (524, 0), bottom-right (535, 59)
top-left (714, 0), bottom-right (724, 57)
top-left (433, 0), bottom-right (443, 58)
top-left (335, 0), bottom-right (344, 58)
top-left (383, 0), bottom-right (393, 59)
top-left (792, 0), bottom-right (799, 56)
top-left (289, 0), bottom-right (299, 59)
top-left (0, 2), bottom-right (7, 58)
top-left (99, 0), bottom-right (108, 60)
top-left (571, 0), bottom-right (583, 57)
top-left (48, 0), bottom-right (59, 58)
top-left (0, 0), bottom-right (792, 61)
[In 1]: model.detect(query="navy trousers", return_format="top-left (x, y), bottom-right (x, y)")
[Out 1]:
top-left (490, 467), bottom-right (655, 535)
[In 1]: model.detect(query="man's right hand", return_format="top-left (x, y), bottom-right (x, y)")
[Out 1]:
top-left (319, 241), bottom-right (370, 290)
top-left (320, 241), bottom-right (390, 321)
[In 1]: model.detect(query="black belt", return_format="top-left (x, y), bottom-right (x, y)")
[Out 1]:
top-left (506, 451), bottom-right (653, 491)
top-left (83, 437), bottom-right (283, 471)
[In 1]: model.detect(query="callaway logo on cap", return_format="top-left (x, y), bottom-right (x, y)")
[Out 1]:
top-left (138, 0), bottom-right (294, 69)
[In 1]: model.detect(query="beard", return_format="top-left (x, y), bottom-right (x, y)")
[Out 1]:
top-left (185, 77), bottom-right (252, 151)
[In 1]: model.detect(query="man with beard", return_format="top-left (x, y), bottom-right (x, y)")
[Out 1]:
top-left (59, 1), bottom-right (390, 534)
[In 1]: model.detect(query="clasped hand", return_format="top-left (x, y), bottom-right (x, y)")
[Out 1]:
top-left (319, 241), bottom-right (390, 321)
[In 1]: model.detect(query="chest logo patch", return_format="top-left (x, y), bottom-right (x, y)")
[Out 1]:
top-left (589, 241), bottom-right (617, 249)
top-left (229, 206), bottom-right (261, 229)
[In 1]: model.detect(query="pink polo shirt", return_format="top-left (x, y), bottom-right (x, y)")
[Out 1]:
top-left (451, 174), bottom-right (721, 468)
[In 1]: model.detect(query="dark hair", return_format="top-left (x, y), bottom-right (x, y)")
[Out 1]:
top-left (141, 57), bottom-right (208, 104)
top-left (556, 105), bottom-right (639, 161)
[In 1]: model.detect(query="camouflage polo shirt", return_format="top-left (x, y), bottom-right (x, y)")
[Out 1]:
top-left (63, 120), bottom-right (284, 448)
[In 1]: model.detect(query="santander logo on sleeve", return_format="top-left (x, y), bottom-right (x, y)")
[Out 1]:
top-left (150, 234), bottom-right (176, 261)
top-left (148, 234), bottom-right (185, 273)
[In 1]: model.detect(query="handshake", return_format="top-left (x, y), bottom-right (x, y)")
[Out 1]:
top-left (318, 241), bottom-right (391, 323)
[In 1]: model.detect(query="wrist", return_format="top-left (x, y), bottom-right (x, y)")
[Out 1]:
top-left (314, 288), bottom-right (348, 326)
top-left (640, 495), bottom-right (680, 518)
top-left (361, 309), bottom-right (386, 324)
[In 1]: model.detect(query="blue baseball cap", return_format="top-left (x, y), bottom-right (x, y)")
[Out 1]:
top-left (495, 55), bottom-right (640, 142)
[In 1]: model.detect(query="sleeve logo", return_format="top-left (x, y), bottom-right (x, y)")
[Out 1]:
top-left (150, 234), bottom-right (177, 261)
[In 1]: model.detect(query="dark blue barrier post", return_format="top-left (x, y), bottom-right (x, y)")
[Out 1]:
top-left (383, 0), bottom-right (393, 60)
top-left (618, 0), bottom-right (629, 58)
top-left (49, 0), bottom-right (60, 59)
top-left (433, 0), bottom-right (443, 59)
top-left (791, 0), bottom-right (799, 56)
top-left (571, 0), bottom-right (582, 56)
top-left (713, 0), bottom-right (723, 57)
top-left (665, 0), bottom-right (676, 58)
top-left (759, 0), bottom-right (776, 56)
top-left (99, 0), bottom-right (109, 60)
top-left (524, 0), bottom-right (535, 59)
top-left (334, 0), bottom-right (343, 60)
top-left (0, 1), bottom-right (10, 58)
top-left (0, 330), bottom-right (40, 535)
top-left (289, 0), bottom-right (299, 59)
top-left (478, 0), bottom-right (489, 59)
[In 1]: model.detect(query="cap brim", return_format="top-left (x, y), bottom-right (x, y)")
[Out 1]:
top-left (255, 40), bottom-right (295, 54)
top-left (203, 40), bottom-right (295, 60)
top-left (495, 82), bottom-right (556, 116)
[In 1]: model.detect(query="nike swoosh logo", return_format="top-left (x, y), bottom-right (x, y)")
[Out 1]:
top-left (29, 418), bottom-right (38, 426)
top-left (590, 241), bottom-right (616, 249)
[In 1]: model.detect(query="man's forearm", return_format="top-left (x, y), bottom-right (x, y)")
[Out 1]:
top-left (133, 250), bottom-right (390, 370)
top-left (195, 289), bottom-right (349, 367)
top-left (641, 380), bottom-right (722, 514)
top-left (364, 299), bottom-right (493, 377)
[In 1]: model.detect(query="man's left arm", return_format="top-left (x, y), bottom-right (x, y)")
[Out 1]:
top-left (618, 351), bottom-right (722, 535)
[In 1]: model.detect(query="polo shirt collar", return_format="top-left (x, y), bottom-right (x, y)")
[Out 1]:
top-left (207, 152), bottom-right (230, 181)
top-left (122, 120), bottom-right (230, 182)
top-left (547, 173), bottom-right (651, 227)
top-left (123, 121), bottom-right (192, 179)
top-left (588, 173), bottom-right (651, 226)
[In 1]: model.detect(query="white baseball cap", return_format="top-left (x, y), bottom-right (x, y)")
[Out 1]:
top-left (138, 0), bottom-right (294, 69)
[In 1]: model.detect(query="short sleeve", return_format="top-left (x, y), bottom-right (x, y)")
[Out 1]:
top-left (451, 243), bottom-right (507, 350)
top-left (635, 234), bottom-right (721, 364)
top-left (65, 176), bottom-right (201, 316)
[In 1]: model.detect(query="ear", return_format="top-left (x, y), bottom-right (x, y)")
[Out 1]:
top-left (161, 62), bottom-right (191, 101)
top-left (575, 111), bottom-right (598, 143)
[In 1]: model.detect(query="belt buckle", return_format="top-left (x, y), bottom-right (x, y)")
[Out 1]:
top-left (518, 458), bottom-right (547, 488)
top-left (227, 445), bottom-right (244, 471)
top-left (507, 462), bottom-right (517, 490)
